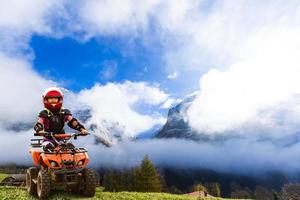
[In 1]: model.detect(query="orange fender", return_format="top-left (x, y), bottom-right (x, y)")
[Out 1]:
top-left (30, 149), bottom-right (41, 166)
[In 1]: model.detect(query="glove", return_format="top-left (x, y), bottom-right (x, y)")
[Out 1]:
top-left (80, 129), bottom-right (88, 136)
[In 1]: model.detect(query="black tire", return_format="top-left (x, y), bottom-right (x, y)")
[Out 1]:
top-left (26, 167), bottom-right (37, 196)
top-left (36, 169), bottom-right (51, 199)
top-left (81, 168), bottom-right (96, 197)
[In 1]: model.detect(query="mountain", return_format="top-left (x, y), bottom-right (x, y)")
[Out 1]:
top-left (155, 92), bottom-right (300, 148)
top-left (155, 92), bottom-right (230, 142)
top-left (155, 93), bottom-right (207, 140)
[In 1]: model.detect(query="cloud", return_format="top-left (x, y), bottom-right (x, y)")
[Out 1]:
top-left (4, 1), bottom-right (299, 83)
top-left (0, 53), bottom-right (52, 123)
top-left (160, 0), bottom-right (300, 70)
top-left (160, 98), bottom-right (181, 109)
top-left (61, 0), bottom-right (299, 93)
top-left (76, 0), bottom-right (160, 37)
top-left (73, 0), bottom-right (202, 74)
top-left (0, 0), bottom-right (172, 137)
top-left (0, 0), bottom-right (60, 33)
top-left (2, 0), bottom-right (300, 71)
top-left (167, 72), bottom-right (178, 80)
top-left (76, 81), bottom-right (170, 138)
top-left (2, 128), bottom-right (300, 176)
top-left (4, 131), bottom-right (296, 176)
top-left (99, 60), bottom-right (118, 80)
top-left (0, 127), bottom-right (33, 165)
top-left (0, 0), bottom-right (65, 56)
top-left (87, 137), bottom-right (300, 175)
top-left (187, 23), bottom-right (300, 136)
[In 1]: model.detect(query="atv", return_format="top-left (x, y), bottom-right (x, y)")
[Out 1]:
top-left (26, 131), bottom-right (97, 199)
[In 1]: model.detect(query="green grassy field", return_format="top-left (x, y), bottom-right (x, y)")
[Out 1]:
top-left (0, 173), bottom-right (249, 200)
top-left (0, 186), bottom-right (248, 200)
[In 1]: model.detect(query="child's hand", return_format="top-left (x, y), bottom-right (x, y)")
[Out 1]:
top-left (80, 129), bottom-right (88, 136)
top-left (38, 130), bottom-right (44, 135)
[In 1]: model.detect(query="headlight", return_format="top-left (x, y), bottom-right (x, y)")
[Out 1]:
top-left (77, 160), bottom-right (84, 166)
top-left (50, 161), bottom-right (58, 167)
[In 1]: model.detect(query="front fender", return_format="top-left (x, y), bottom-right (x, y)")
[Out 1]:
top-left (30, 149), bottom-right (41, 166)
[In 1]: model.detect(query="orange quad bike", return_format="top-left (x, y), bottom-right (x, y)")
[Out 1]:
top-left (26, 131), bottom-right (97, 199)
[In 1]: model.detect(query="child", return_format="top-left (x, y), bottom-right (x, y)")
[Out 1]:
top-left (34, 87), bottom-right (88, 151)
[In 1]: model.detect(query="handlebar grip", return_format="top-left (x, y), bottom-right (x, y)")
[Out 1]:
top-left (34, 133), bottom-right (40, 136)
top-left (80, 132), bottom-right (90, 136)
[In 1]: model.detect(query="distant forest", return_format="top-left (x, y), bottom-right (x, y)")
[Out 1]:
top-left (96, 155), bottom-right (300, 199)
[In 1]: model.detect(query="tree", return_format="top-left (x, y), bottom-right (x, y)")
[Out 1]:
top-left (205, 182), bottom-right (221, 197)
top-left (193, 183), bottom-right (208, 193)
top-left (230, 181), bottom-right (242, 192)
top-left (281, 183), bottom-right (300, 200)
top-left (230, 182), bottom-right (253, 199)
top-left (272, 189), bottom-right (282, 200)
top-left (168, 185), bottom-right (183, 194)
top-left (119, 170), bottom-right (130, 191)
top-left (127, 167), bottom-right (139, 191)
top-left (136, 155), bottom-right (162, 192)
top-left (231, 189), bottom-right (253, 199)
top-left (254, 185), bottom-right (274, 200)
top-left (103, 169), bottom-right (119, 192)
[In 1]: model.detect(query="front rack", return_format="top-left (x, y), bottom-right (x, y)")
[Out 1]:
top-left (30, 139), bottom-right (43, 148)
top-left (30, 139), bottom-right (88, 154)
top-left (44, 148), bottom-right (88, 154)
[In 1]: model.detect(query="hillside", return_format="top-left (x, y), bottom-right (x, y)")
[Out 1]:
top-left (0, 186), bottom-right (247, 200)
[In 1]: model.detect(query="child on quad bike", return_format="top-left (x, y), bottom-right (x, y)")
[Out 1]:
top-left (28, 87), bottom-right (97, 199)
top-left (34, 87), bottom-right (88, 152)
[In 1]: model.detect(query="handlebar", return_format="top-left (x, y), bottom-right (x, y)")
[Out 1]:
top-left (34, 132), bottom-right (90, 139)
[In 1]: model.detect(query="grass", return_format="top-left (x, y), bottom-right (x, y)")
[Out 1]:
top-left (0, 186), bottom-right (250, 200)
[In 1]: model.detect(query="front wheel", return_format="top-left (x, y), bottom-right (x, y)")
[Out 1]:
top-left (36, 169), bottom-right (51, 199)
top-left (26, 167), bottom-right (37, 196)
top-left (81, 168), bottom-right (96, 197)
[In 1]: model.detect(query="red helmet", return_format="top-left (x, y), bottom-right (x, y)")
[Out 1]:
top-left (42, 87), bottom-right (64, 112)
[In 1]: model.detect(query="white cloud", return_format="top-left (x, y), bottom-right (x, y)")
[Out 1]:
top-left (66, 0), bottom-right (300, 90)
top-left (2, 0), bottom-right (300, 72)
top-left (187, 26), bottom-right (300, 135)
top-left (72, 136), bottom-right (300, 175)
top-left (2, 129), bottom-right (300, 175)
top-left (77, 81), bottom-right (170, 138)
top-left (0, 0), bottom-right (60, 33)
top-left (167, 72), bottom-right (178, 80)
top-left (77, 0), bottom-right (160, 36)
top-left (0, 53), bottom-right (52, 123)
top-left (99, 60), bottom-right (118, 80)
top-left (161, 0), bottom-right (300, 69)
top-left (0, 127), bottom-right (33, 165)
top-left (0, 0), bottom-right (66, 56)
top-left (160, 98), bottom-right (181, 109)
top-left (72, 0), bottom-right (300, 137)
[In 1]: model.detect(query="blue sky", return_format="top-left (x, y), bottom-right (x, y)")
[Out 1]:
top-left (31, 35), bottom-right (166, 92)
top-left (30, 31), bottom-right (202, 99)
